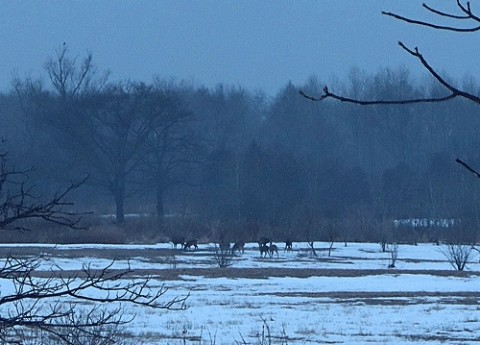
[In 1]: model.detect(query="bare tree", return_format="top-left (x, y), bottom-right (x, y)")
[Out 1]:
top-left (77, 82), bottom-right (154, 222)
top-left (213, 243), bottom-right (234, 268)
top-left (324, 220), bottom-right (339, 257)
top-left (441, 243), bottom-right (473, 271)
top-left (306, 241), bottom-right (317, 257)
top-left (15, 47), bottom-right (153, 223)
top-left (141, 85), bottom-right (203, 219)
top-left (18, 51), bottom-right (204, 223)
top-left (44, 43), bottom-right (107, 100)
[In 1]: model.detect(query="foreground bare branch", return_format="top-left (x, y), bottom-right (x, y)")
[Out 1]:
top-left (301, 41), bottom-right (480, 105)
top-left (0, 146), bottom-right (90, 230)
top-left (301, 2), bottom-right (480, 106)
top-left (0, 255), bottom-right (188, 343)
top-left (0, 142), bottom-right (188, 343)
top-left (455, 158), bottom-right (480, 179)
top-left (299, 87), bottom-right (456, 105)
top-left (382, 1), bottom-right (480, 33)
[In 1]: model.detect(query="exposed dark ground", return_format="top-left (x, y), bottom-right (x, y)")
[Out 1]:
top-left (3, 246), bottom-right (478, 280)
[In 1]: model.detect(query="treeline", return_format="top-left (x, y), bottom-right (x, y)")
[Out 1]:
top-left (2, 49), bottom-right (480, 243)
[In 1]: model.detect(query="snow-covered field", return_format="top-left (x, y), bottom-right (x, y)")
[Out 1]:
top-left (1, 242), bottom-right (479, 344)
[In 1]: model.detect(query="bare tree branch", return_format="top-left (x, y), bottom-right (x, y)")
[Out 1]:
top-left (382, 1), bottom-right (480, 32)
top-left (455, 158), bottom-right (480, 179)
top-left (382, 10), bottom-right (480, 32)
top-left (397, 42), bottom-right (480, 104)
top-left (299, 87), bottom-right (456, 105)
top-left (0, 255), bottom-right (188, 343)
top-left (0, 173), bottom-right (91, 231)
top-left (300, 43), bottom-right (480, 105)
top-left (422, 3), bottom-right (470, 20)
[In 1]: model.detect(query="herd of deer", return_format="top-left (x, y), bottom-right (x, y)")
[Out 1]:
top-left (170, 236), bottom-right (293, 258)
top-left (257, 237), bottom-right (293, 258)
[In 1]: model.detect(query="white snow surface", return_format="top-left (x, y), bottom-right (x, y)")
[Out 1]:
top-left (0, 242), bottom-right (479, 344)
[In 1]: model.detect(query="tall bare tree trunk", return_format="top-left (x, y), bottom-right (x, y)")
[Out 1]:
top-left (113, 173), bottom-right (126, 223)
top-left (156, 187), bottom-right (164, 219)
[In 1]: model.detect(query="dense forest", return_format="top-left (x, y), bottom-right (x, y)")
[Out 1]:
top-left (2, 49), bottom-right (480, 244)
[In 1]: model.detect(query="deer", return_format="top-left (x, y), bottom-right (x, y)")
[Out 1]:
top-left (231, 241), bottom-right (245, 254)
top-left (259, 243), bottom-right (269, 258)
top-left (269, 242), bottom-right (279, 258)
top-left (284, 238), bottom-right (293, 252)
top-left (171, 236), bottom-right (186, 249)
top-left (183, 239), bottom-right (198, 251)
top-left (258, 237), bottom-right (270, 246)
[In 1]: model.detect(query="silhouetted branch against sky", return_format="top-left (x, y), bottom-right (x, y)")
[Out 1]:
top-left (300, 1), bottom-right (480, 105)
top-left (383, 1), bottom-right (480, 33)
top-left (455, 159), bottom-right (480, 179)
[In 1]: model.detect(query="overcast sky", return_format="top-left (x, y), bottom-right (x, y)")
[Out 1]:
top-left (1, 1), bottom-right (478, 94)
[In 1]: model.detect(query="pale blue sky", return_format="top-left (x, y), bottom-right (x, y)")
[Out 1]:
top-left (0, 1), bottom-right (478, 94)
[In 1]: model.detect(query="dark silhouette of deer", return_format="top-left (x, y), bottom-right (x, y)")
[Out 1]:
top-left (284, 239), bottom-right (293, 252)
top-left (258, 237), bottom-right (270, 246)
top-left (231, 241), bottom-right (245, 254)
top-left (259, 243), bottom-right (269, 258)
top-left (269, 242), bottom-right (279, 258)
top-left (184, 239), bottom-right (198, 250)
top-left (171, 236), bottom-right (186, 249)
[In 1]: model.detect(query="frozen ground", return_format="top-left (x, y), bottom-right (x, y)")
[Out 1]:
top-left (0, 242), bottom-right (479, 344)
